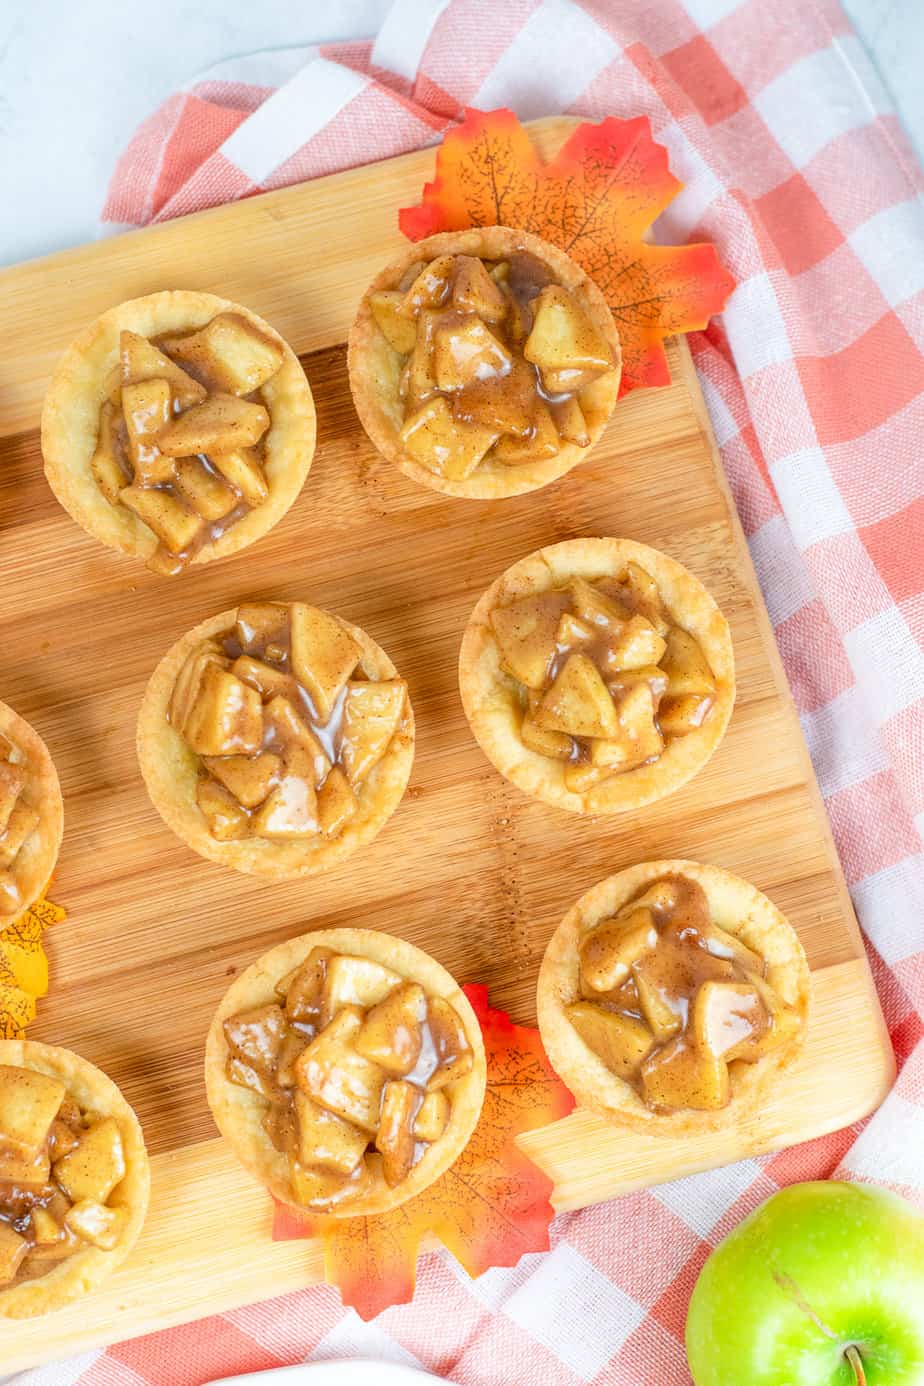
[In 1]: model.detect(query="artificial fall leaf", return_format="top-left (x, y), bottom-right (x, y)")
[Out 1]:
top-left (0, 889), bottom-right (66, 1039)
top-left (399, 108), bottom-right (735, 395)
top-left (273, 983), bottom-right (574, 1320)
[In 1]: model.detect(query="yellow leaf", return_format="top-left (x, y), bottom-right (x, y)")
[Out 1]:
top-left (0, 979), bottom-right (36, 1038)
top-left (0, 891), bottom-right (66, 1029)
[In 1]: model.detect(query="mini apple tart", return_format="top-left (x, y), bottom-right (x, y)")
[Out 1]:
top-left (538, 861), bottom-right (810, 1134)
top-left (459, 538), bottom-right (734, 814)
top-left (42, 290), bottom-right (315, 575)
top-left (348, 227), bottom-right (621, 498)
top-left (137, 601), bottom-right (414, 878)
top-left (0, 702), bottom-right (63, 929)
top-left (206, 928), bottom-right (486, 1216)
top-left (0, 1040), bottom-right (149, 1318)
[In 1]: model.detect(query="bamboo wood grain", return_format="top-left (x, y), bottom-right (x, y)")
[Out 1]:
top-left (0, 119), bottom-right (893, 1366)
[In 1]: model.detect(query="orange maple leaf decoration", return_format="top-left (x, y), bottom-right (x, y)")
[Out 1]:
top-left (399, 108), bottom-right (735, 396)
top-left (0, 889), bottom-right (66, 1039)
top-left (273, 983), bottom-right (574, 1320)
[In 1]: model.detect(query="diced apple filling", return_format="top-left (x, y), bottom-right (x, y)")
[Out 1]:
top-left (487, 570), bottom-right (716, 784)
top-left (567, 874), bottom-right (802, 1115)
top-left (355, 982), bottom-right (426, 1075)
top-left (0, 740), bottom-right (40, 888)
top-left (120, 329), bottom-right (206, 409)
top-left (122, 378), bottom-right (174, 485)
top-left (400, 396), bottom-right (499, 480)
top-left (91, 313), bottom-right (279, 572)
top-left (566, 1002), bottom-right (655, 1080)
top-left (296, 1007), bottom-right (388, 1132)
top-left (160, 313), bottom-right (284, 395)
top-left (0, 1065), bottom-right (65, 1157)
top-left (340, 680), bottom-right (407, 785)
top-left (376, 1079), bottom-right (419, 1186)
top-left (224, 948), bottom-right (475, 1210)
top-left (289, 603), bottom-right (361, 723)
top-left (316, 766), bottom-right (358, 837)
top-left (176, 605), bottom-right (407, 849)
top-left (378, 250), bottom-right (616, 477)
top-left (0, 1066), bottom-right (132, 1284)
top-left (53, 1118), bottom-right (126, 1204)
top-left (0, 1225), bottom-right (28, 1285)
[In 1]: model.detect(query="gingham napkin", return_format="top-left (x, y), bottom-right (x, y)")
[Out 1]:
top-left (16, 1), bottom-right (924, 1382)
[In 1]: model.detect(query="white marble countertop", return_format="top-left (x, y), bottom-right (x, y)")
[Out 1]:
top-left (0, 0), bottom-right (921, 269)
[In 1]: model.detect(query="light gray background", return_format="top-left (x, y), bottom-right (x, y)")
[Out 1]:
top-left (0, 0), bottom-right (921, 269)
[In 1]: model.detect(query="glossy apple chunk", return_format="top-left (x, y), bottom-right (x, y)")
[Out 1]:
top-left (641, 1036), bottom-right (730, 1111)
top-left (354, 982), bottom-right (426, 1076)
top-left (161, 313), bottom-right (284, 396)
top-left (535, 654), bottom-right (620, 739)
top-left (340, 680), bottom-right (407, 785)
top-left (490, 590), bottom-right (570, 690)
top-left (579, 908), bottom-right (659, 992)
top-left (375, 1079), bottom-right (419, 1186)
top-left (401, 396), bottom-right (500, 480)
top-left (180, 665), bottom-right (263, 757)
top-left (53, 1118), bottom-right (126, 1204)
top-left (120, 330), bottom-right (206, 409)
top-left (157, 394), bottom-right (270, 457)
top-left (370, 291), bottom-right (419, 354)
top-left (295, 1006), bottom-right (388, 1132)
top-left (120, 484), bottom-right (202, 553)
top-left (0, 1065), bottom-right (65, 1157)
top-left (524, 285), bottom-right (613, 377)
top-left (289, 604), bottom-right (360, 723)
top-left (293, 1090), bottom-right (368, 1175)
top-left (316, 766), bottom-right (358, 837)
top-left (91, 401), bottom-right (132, 504)
top-left (567, 1001), bottom-right (655, 1080)
top-left (173, 458), bottom-right (238, 522)
top-left (209, 446), bottom-right (269, 508)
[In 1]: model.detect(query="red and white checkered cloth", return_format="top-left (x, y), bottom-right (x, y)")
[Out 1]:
top-left (18, 1), bottom-right (924, 1382)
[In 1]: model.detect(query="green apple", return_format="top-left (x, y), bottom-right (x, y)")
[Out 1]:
top-left (686, 1181), bottom-right (924, 1385)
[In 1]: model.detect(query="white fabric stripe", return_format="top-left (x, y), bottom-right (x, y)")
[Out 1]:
top-left (371, 0), bottom-right (451, 82)
top-left (185, 45), bottom-right (320, 93)
top-left (654, 1160), bottom-right (763, 1238)
top-left (503, 1243), bottom-right (646, 1379)
top-left (800, 686), bottom-right (889, 799)
top-left (308, 1312), bottom-right (425, 1367)
top-left (748, 513), bottom-right (815, 627)
top-left (6, 1348), bottom-right (103, 1386)
top-left (838, 1086), bottom-right (924, 1189)
top-left (852, 855), bottom-right (924, 966)
top-left (220, 58), bottom-right (369, 185)
top-left (473, 0), bottom-right (619, 119)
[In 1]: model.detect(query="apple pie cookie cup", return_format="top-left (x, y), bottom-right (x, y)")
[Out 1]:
top-left (348, 226), bottom-right (621, 499)
top-left (0, 702), bottom-right (63, 929)
top-left (459, 538), bottom-right (735, 815)
top-left (42, 290), bottom-right (316, 574)
top-left (205, 928), bottom-right (487, 1218)
top-left (537, 861), bottom-right (810, 1137)
top-left (137, 602), bottom-right (415, 879)
top-left (0, 1041), bottom-right (150, 1318)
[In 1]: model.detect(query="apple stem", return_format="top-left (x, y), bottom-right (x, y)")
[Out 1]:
top-left (845, 1346), bottom-right (867, 1386)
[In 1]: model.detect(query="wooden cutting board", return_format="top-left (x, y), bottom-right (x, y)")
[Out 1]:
top-left (0, 118), bottom-right (893, 1371)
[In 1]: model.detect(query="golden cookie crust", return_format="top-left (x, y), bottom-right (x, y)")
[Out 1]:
top-left (204, 927), bottom-right (487, 1218)
top-left (348, 226), bottom-right (622, 499)
top-left (459, 537), bottom-right (735, 815)
top-left (42, 290), bottom-right (316, 567)
top-left (0, 1040), bottom-right (150, 1319)
top-left (0, 702), bottom-right (63, 930)
top-left (136, 606), bottom-right (415, 879)
top-left (537, 860), bottom-right (810, 1136)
